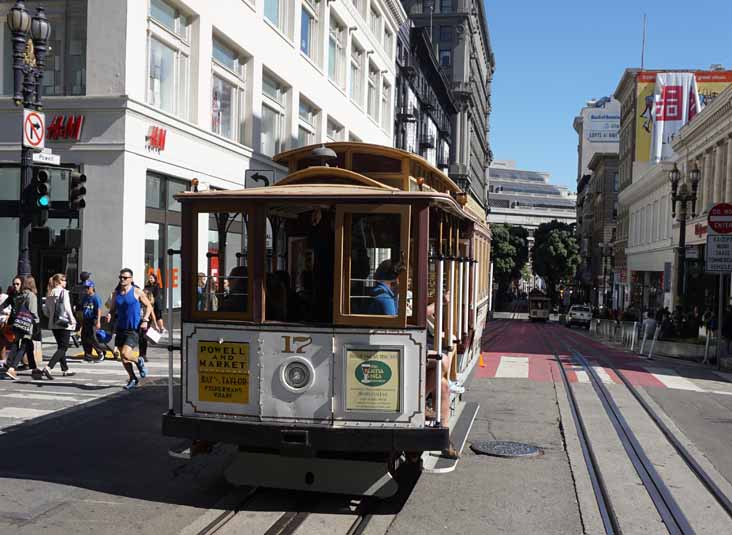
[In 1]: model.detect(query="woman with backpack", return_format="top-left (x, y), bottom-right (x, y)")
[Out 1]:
top-left (1, 276), bottom-right (41, 380)
top-left (40, 273), bottom-right (77, 379)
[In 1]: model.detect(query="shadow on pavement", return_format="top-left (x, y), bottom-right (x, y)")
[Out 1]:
top-left (0, 385), bottom-right (234, 508)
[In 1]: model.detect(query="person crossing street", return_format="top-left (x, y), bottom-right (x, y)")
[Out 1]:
top-left (80, 280), bottom-right (108, 362)
top-left (107, 268), bottom-right (154, 390)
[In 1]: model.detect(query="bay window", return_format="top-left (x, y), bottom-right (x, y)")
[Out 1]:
top-left (381, 80), bottom-right (390, 130)
top-left (298, 98), bottom-right (318, 147)
top-left (148, 0), bottom-right (190, 118)
top-left (300, 0), bottom-right (322, 63)
top-left (369, 6), bottom-right (382, 42)
top-left (349, 44), bottom-right (363, 106)
top-left (211, 37), bottom-right (247, 142)
top-left (328, 14), bottom-right (346, 89)
top-left (367, 63), bottom-right (378, 120)
top-left (261, 74), bottom-right (288, 156)
top-left (327, 117), bottom-right (344, 141)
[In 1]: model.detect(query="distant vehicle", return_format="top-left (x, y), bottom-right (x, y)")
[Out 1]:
top-left (528, 290), bottom-right (550, 322)
top-left (567, 305), bottom-right (592, 329)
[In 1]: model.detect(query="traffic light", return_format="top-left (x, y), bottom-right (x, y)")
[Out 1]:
top-left (32, 167), bottom-right (51, 209)
top-left (69, 171), bottom-right (87, 210)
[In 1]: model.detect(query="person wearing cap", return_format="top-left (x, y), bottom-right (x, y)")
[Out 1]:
top-left (80, 279), bottom-right (107, 362)
top-left (368, 259), bottom-right (399, 316)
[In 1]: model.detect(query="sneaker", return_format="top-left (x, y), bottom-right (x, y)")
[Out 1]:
top-left (95, 354), bottom-right (105, 363)
top-left (136, 356), bottom-right (147, 378)
top-left (31, 369), bottom-right (43, 380)
top-left (4, 369), bottom-right (17, 381)
top-left (124, 377), bottom-right (139, 391)
top-left (449, 381), bottom-right (465, 394)
top-left (83, 354), bottom-right (93, 362)
top-left (62, 371), bottom-right (75, 377)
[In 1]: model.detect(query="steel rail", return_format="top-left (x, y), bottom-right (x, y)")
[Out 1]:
top-left (541, 323), bottom-right (621, 535)
top-left (554, 329), bottom-right (693, 535)
top-left (194, 487), bottom-right (259, 535)
top-left (563, 328), bottom-right (732, 521)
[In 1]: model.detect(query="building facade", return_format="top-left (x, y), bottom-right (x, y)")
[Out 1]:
top-left (401, 0), bottom-right (494, 208)
top-left (572, 97), bottom-right (620, 304)
top-left (487, 160), bottom-right (576, 238)
top-left (614, 68), bottom-right (732, 311)
top-left (0, 0), bottom-right (406, 303)
top-left (393, 25), bottom-right (456, 170)
top-left (587, 152), bottom-right (619, 308)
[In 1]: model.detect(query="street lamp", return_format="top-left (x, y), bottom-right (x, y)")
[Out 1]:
top-left (669, 161), bottom-right (701, 310)
top-left (8, 1), bottom-right (52, 276)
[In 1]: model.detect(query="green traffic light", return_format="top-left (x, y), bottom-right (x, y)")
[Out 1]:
top-left (37, 195), bottom-right (50, 208)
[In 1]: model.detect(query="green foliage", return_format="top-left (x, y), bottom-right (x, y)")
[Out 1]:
top-left (491, 224), bottom-right (529, 293)
top-left (531, 221), bottom-right (580, 303)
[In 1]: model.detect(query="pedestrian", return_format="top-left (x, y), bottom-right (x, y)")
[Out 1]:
top-left (107, 268), bottom-right (154, 390)
top-left (144, 272), bottom-right (165, 332)
top-left (138, 288), bottom-right (159, 362)
top-left (80, 279), bottom-right (108, 362)
top-left (40, 273), bottom-right (77, 379)
top-left (1, 275), bottom-right (41, 380)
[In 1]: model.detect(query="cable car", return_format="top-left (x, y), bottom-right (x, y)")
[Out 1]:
top-left (162, 143), bottom-right (491, 497)
top-left (528, 289), bottom-right (550, 322)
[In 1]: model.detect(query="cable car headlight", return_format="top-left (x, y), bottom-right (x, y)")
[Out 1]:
top-left (281, 358), bottom-right (315, 393)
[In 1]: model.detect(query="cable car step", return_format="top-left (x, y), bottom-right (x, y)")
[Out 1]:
top-left (422, 401), bottom-right (479, 474)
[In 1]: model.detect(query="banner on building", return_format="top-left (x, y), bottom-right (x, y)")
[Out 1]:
top-left (649, 73), bottom-right (700, 162)
top-left (635, 71), bottom-right (732, 162)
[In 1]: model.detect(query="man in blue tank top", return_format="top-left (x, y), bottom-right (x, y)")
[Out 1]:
top-left (107, 268), bottom-right (154, 390)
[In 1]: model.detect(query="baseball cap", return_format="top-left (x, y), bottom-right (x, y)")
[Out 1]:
top-left (84, 280), bottom-right (95, 288)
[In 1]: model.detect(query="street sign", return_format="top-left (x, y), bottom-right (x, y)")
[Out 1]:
top-left (22, 109), bottom-right (45, 150)
top-left (707, 203), bottom-right (732, 234)
top-left (705, 234), bottom-right (732, 272)
top-left (32, 150), bottom-right (60, 165)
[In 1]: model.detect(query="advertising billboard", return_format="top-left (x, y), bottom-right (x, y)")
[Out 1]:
top-left (635, 71), bottom-right (732, 162)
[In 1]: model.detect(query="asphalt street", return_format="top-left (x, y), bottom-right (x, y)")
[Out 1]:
top-left (0, 321), bottom-right (731, 534)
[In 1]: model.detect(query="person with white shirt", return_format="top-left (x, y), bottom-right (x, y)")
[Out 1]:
top-left (41, 273), bottom-right (77, 379)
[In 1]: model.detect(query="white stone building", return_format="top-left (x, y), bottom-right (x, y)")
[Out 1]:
top-left (0, 0), bottom-right (406, 305)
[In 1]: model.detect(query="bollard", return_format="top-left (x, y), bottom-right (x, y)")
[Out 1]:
top-left (630, 321), bottom-right (637, 351)
top-left (647, 326), bottom-right (659, 360)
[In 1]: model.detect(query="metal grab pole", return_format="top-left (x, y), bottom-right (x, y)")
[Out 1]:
top-left (167, 249), bottom-right (180, 414)
top-left (447, 257), bottom-right (455, 350)
top-left (457, 258), bottom-right (464, 339)
top-left (717, 274), bottom-right (724, 369)
top-left (435, 257), bottom-right (444, 426)
top-left (463, 259), bottom-right (470, 336)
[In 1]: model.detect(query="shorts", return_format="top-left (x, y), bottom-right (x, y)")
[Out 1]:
top-left (115, 330), bottom-right (139, 349)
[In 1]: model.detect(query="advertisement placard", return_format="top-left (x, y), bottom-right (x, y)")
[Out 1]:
top-left (197, 341), bottom-right (250, 404)
top-left (346, 348), bottom-right (400, 412)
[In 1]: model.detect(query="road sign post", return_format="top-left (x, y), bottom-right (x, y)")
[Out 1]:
top-left (706, 203), bottom-right (732, 370)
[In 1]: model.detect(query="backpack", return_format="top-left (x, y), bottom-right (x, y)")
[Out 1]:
top-left (53, 290), bottom-right (70, 328)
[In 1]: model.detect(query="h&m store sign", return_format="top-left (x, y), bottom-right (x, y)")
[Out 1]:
top-left (47, 115), bottom-right (84, 141)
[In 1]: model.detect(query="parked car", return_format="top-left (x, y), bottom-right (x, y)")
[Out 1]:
top-left (567, 305), bottom-right (592, 329)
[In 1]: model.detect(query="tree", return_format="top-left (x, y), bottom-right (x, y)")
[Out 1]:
top-left (490, 224), bottom-right (529, 297)
top-left (531, 221), bottom-right (580, 304)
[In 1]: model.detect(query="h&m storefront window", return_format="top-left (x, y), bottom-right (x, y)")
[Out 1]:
top-left (145, 173), bottom-right (188, 309)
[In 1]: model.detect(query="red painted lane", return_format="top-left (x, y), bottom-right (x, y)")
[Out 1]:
top-left (554, 324), bottom-right (667, 389)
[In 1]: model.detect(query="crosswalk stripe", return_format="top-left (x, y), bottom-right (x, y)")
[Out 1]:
top-left (0, 407), bottom-right (53, 419)
top-left (593, 366), bottom-right (615, 384)
top-left (1, 393), bottom-right (84, 403)
top-left (644, 367), bottom-right (705, 392)
top-left (495, 356), bottom-right (529, 378)
top-left (4, 388), bottom-right (100, 398)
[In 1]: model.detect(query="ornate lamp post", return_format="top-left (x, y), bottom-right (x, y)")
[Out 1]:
top-left (669, 161), bottom-right (701, 310)
top-left (8, 0), bottom-right (51, 276)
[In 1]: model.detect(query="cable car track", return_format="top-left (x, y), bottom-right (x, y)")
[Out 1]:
top-left (539, 322), bottom-right (732, 534)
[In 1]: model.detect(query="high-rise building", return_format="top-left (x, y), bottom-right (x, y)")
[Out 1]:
top-left (401, 0), bottom-right (495, 209)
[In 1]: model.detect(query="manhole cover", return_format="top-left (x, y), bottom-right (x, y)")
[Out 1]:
top-left (470, 440), bottom-right (543, 458)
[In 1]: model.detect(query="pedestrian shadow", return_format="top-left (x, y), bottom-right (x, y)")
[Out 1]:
top-left (0, 385), bottom-right (235, 507)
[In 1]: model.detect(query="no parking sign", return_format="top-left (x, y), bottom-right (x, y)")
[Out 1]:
top-left (22, 109), bottom-right (45, 150)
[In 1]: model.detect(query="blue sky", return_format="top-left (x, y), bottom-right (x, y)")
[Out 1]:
top-left (485, 0), bottom-right (732, 191)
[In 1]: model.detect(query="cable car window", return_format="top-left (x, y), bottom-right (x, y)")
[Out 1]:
top-left (264, 205), bottom-right (335, 323)
top-left (334, 205), bottom-right (411, 327)
top-left (192, 211), bottom-right (249, 318)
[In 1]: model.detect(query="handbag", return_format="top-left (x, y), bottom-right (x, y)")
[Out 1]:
top-left (145, 326), bottom-right (162, 344)
top-left (12, 306), bottom-right (34, 335)
top-left (53, 290), bottom-right (70, 328)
